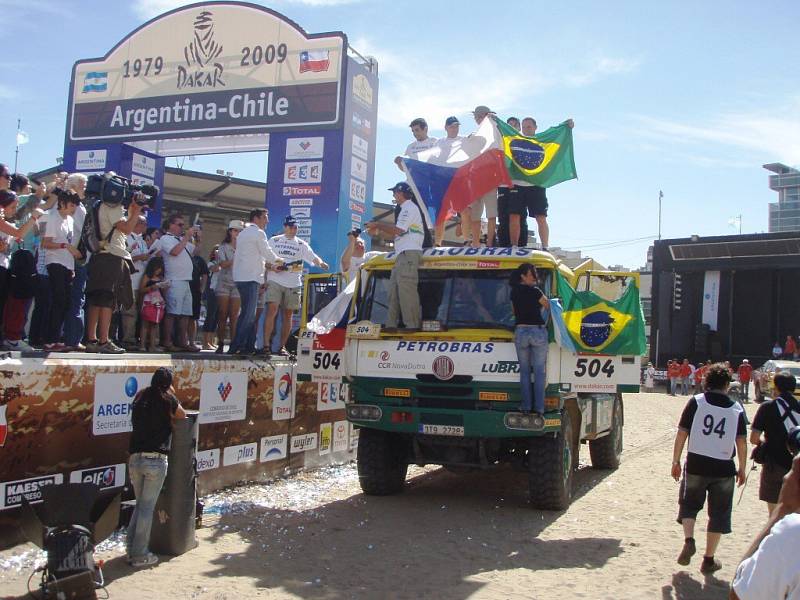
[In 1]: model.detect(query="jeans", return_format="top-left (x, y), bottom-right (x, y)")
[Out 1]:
top-left (229, 281), bottom-right (259, 353)
top-left (514, 324), bottom-right (548, 413)
top-left (669, 378), bottom-right (678, 395)
top-left (127, 453), bottom-right (168, 560)
top-left (742, 381), bottom-right (750, 399)
top-left (680, 377), bottom-right (689, 395)
top-left (63, 264), bottom-right (86, 346)
top-left (46, 264), bottom-right (73, 344)
top-left (29, 275), bottom-right (51, 345)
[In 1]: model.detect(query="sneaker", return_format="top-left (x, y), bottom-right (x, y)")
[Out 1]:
top-left (700, 556), bottom-right (722, 574)
top-left (677, 539), bottom-right (696, 566)
top-left (70, 342), bottom-right (87, 352)
top-left (129, 552), bottom-right (159, 568)
top-left (85, 340), bottom-right (100, 353)
top-left (215, 344), bottom-right (225, 354)
top-left (6, 339), bottom-right (34, 352)
top-left (181, 344), bottom-right (202, 352)
top-left (97, 341), bottom-right (125, 354)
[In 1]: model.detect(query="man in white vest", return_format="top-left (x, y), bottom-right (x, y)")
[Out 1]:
top-left (670, 363), bottom-right (747, 574)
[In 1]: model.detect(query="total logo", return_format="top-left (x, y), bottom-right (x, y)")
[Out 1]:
top-left (278, 373), bottom-right (292, 402)
top-left (217, 379), bottom-right (233, 402)
top-left (69, 464), bottom-right (125, 490)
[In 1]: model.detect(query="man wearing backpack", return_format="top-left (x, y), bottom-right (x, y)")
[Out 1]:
top-left (84, 192), bottom-right (143, 353)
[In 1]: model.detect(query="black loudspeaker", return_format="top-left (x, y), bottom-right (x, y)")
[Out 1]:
top-left (694, 323), bottom-right (710, 356)
top-left (149, 411), bottom-right (199, 556)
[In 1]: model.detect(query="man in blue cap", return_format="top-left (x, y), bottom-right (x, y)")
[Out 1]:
top-left (366, 182), bottom-right (425, 330)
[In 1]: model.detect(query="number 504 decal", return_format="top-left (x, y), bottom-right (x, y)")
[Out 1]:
top-left (574, 358), bottom-right (615, 378)
top-left (313, 351), bottom-right (341, 371)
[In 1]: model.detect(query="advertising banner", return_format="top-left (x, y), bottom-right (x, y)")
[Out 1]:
top-left (93, 373), bottom-right (153, 436)
top-left (66, 3), bottom-right (346, 142)
top-left (702, 270), bottom-right (721, 331)
top-left (199, 371), bottom-right (248, 424)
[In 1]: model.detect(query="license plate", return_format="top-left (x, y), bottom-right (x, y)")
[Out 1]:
top-left (419, 424), bottom-right (464, 437)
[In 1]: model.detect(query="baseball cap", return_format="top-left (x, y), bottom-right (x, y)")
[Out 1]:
top-left (472, 105), bottom-right (491, 116)
top-left (283, 215), bottom-right (298, 226)
top-left (742, 359), bottom-right (749, 363)
top-left (445, 116), bottom-right (460, 126)
top-left (228, 219), bottom-right (245, 230)
top-left (388, 182), bottom-right (412, 194)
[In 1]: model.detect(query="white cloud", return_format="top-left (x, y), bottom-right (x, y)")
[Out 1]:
top-left (565, 55), bottom-right (643, 87)
top-left (0, 84), bottom-right (18, 100)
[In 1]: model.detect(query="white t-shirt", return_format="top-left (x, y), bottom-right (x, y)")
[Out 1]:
top-left (346, 250), bottom-right (383, 283)
top-left (733, 512), bottom-right (800, 600)
top-left (435, 136), bottom-right (463, 160)
top-left (267, 234), bottom-right (321, 288)
top-left (394, 201), bottom-right (425, 254)
top-left (127, 232), bottom-right (148, 290)
top-left (233, 223), bottom-right (279, 284)
top-left (44, 211), bottom-right (75, 271)
top-left (405, 137), bottom-right (438, 157)
top-left (160, 234), bottom-right (195, 281)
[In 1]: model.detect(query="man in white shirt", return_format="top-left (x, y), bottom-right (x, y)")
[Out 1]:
top-left (63, 173), bottom-right (88, 350)
top-left (394, 117), bottom-right (438, 171)
top-left (366, 182), bottom-right (425, 330)
top-left (229, 208), bottom-right (282, 354)
top-left (158, 213), bottom-right (200, 352)
top-left (466, 106), bottom-right (498, 247)
top-left (263, 215), bottom-right (328, 355)
top-left (434, 116), bottom-right (464, 245)
top-left (121, 215), bottom-right (149, 347)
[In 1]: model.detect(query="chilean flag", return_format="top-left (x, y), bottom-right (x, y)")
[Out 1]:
top-left (299, 50), bottom-right (330, 73)
top-left (402, 116), bottom-right (511, 226)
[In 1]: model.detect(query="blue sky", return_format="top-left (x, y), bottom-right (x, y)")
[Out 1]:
top-left (1, 0), bottom-right (798, 268)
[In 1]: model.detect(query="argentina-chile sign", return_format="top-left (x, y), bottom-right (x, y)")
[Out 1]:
top-left (66, 1), bottom-right (347, 143)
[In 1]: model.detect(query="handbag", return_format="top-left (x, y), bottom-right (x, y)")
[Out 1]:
top-left (142, 298), bottom-right (165, 324)
top-left (750, 443), bottom-right (767, 465)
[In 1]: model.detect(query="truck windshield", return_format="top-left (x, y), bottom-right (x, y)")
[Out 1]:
top-left (359, 268), bottom-right (552, 329)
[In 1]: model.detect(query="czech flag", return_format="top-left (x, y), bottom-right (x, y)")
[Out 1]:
top-left (299, 50), bottom-right (330, 73)
top-left (402, 116), bottom-right (511, 226)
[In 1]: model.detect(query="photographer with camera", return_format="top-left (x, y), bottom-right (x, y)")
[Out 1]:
top-left (749, 372), bottom-right (800, 516)
top-left (730, 430), bottom-right (800, 599)
top-left (340, 228), bottom-right (381, 284)
top-left (84, 179), bottom-right (145, 354)
top-left (159, 213), bottom-right (201, 352)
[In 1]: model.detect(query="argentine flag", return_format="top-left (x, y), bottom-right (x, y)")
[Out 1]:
top-left (549, 298), bottom-right (578, 352)
top-left (82, 72), bottom-right (108, 93)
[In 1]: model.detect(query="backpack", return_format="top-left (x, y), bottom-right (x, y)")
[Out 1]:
top-left (8, 248), bottom-right (37, 299)
top-left (78, 199), bottom-right (115, 258)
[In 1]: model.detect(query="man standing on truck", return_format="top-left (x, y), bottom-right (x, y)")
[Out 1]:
top-left (365, 182), bottom-right (425, 330)
top-left (671, 363), bottom-right (747, 574)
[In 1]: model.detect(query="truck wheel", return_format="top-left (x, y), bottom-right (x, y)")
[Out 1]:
top-left (589, 395), bottom-right (623, 470)
top-left (528, 411), bottom-right (575, 510)
top-left (357, 428), bottom-right (408, 496)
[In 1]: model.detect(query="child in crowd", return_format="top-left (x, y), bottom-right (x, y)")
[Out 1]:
top-left (139, 257), bottom-right (169, 352)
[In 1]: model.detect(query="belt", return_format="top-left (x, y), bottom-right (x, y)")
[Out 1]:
top-left (135, 451), bottom-right (166, 459)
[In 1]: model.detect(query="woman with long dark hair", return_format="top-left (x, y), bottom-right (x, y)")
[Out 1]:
top-left (509, 264), bottom-right (550, 421)
top-left (127, 367), bottom-right (186, 567)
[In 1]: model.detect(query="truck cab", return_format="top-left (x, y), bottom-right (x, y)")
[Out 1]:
top-left (298, 247), bottom-right (643, 509)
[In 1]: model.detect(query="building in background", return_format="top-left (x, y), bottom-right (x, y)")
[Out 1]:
top-left (764, 163), bottom-right (800, 232)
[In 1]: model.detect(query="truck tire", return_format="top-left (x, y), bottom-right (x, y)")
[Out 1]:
top-left (589, 395), bottom-right (623, 470)
top-left (357, 428), bottom-right (408, 496)
top-left (528, 411), bottom-right (575, 510)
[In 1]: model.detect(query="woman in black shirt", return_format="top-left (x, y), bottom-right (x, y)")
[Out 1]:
top-left (126, 367), bottom-right (186, 567)
top-left (509, 264), bottom-right (550, 419)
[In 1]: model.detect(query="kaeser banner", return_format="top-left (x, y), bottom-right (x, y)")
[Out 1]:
top-left (702, 270), bottom-right (720, 331)
top-left (66, 3), bottom-right (346, 143)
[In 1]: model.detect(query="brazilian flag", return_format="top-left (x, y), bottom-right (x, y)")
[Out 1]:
top-left (551, 272), bottom-right (646, 355)
top-left (495, 118), bottom-right (577, 188)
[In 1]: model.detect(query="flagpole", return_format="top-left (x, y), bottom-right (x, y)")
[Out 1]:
top-left (14, 118), bottom-right (20, 172)
top-left (658, 190), bottom-right (663, 240)
top-left (737, 214), bottom-right (742, 235)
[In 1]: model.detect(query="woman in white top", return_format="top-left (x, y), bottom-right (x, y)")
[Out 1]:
top-left (40, 191), bottom-right (82, 351)
top-left (214, 220), bottom-right (244, 353)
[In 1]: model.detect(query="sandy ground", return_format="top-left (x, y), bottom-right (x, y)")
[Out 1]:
top-left (0, 392), bottom-right (770, 600)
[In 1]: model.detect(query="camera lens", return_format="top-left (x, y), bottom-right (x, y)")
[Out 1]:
top-left (788, 426), bottom-right (800, 455)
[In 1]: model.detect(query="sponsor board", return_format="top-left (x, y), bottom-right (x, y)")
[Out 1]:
top-left (351, 113), bottom-right (372, 134)
top-left (284, 186), bottom-right (321, 196)
top-left (351, 134), bottom-right (368, 160)
top-left (560, 354), bottom-right (638, 393)
top-left (69, 463), bottom-right (126, 490)
top-left (290, 207), bottom-right (311, 217)
top-left (76, 149), bottom-right (107, 171)
top-left (284, 161), bottom-right (322, 184)
top-left (286, 136), bottom-right (324, 160)
top-left (260, 434), bottom-right (288, 462)
top-left (352, 74), bottom-right (374, 107)
top-left (294, 218), bottom-right (312, 227)
top-left (317, 382), bottom-right (348, 411)
top-left (290, 433), bottom-right (318, 453)
top-left (272, 364), bottom-right (296, 420)
top-left (289, 197), bottom-right (314, 206)
top-left (332, 420), bottom-right (349, 453)
top-left (196, 449), bottom-right (221, 471)
top-left (131, 174), bottom-right (155, 188)
top-left (199, 372), bottom-right (248, 424)
top-left (350, 213), bottom-right (362, 224)
top-left (349, 201), bottom-right (365, 214)
top-left (131, 153), bottom-right (156, 177)
top-left (349, 178), bottom-right (366, 203)
top-left (319, 423), bottom-right (332, 455)
top-left (297, 227), bottom-right (311, 237)
top-left (93, 373), bottom-right (152, 435)
top-left (350, 156), bottom-right (367, 182)
top-left (1, 474), bottom-right (64, 510)
top-left (223, 442), bottom-right (258, 466)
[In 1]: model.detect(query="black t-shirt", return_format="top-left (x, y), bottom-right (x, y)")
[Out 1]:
top-left (129, 388), bottom-right (179, 455)
top-left (752, 393), bottom-right (800, 471)
top-left (511, 284), bottom-right (545, 326)
top-left (678, 391), bottom-right (748, 477)
top-left (191, 256), bottom-right (209, 290)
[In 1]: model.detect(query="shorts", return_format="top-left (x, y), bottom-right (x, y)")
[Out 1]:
top-left (508, 185), bottom-right (548, 217)
top-left (165, 280), bottom-right (193, 316)
top-left (86, 253), bottom-right (133, 310)
top-left (468, 190), bottom-right (498, 220)
top-left (265, 280), bottom-right (301, 310)
top-left (215, 280), bottom-right (240, 299)
top-left (677, 472), bottom-right (735, 533)
top-left (759, 462), bottom-right (789, 504)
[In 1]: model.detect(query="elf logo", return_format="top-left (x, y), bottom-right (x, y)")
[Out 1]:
top-left (69, 464), bottom-right (126, 490)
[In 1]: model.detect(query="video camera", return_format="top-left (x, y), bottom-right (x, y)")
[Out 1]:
top-left (789, 426), bottom-right (800, 456)
top-left (348, 227), bottom-right (362, 238)
top-left (85, 172), bottom-right (159, 209)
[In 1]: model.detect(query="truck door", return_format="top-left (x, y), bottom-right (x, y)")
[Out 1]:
top-left (297, 273), bottom-right (348, 385)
